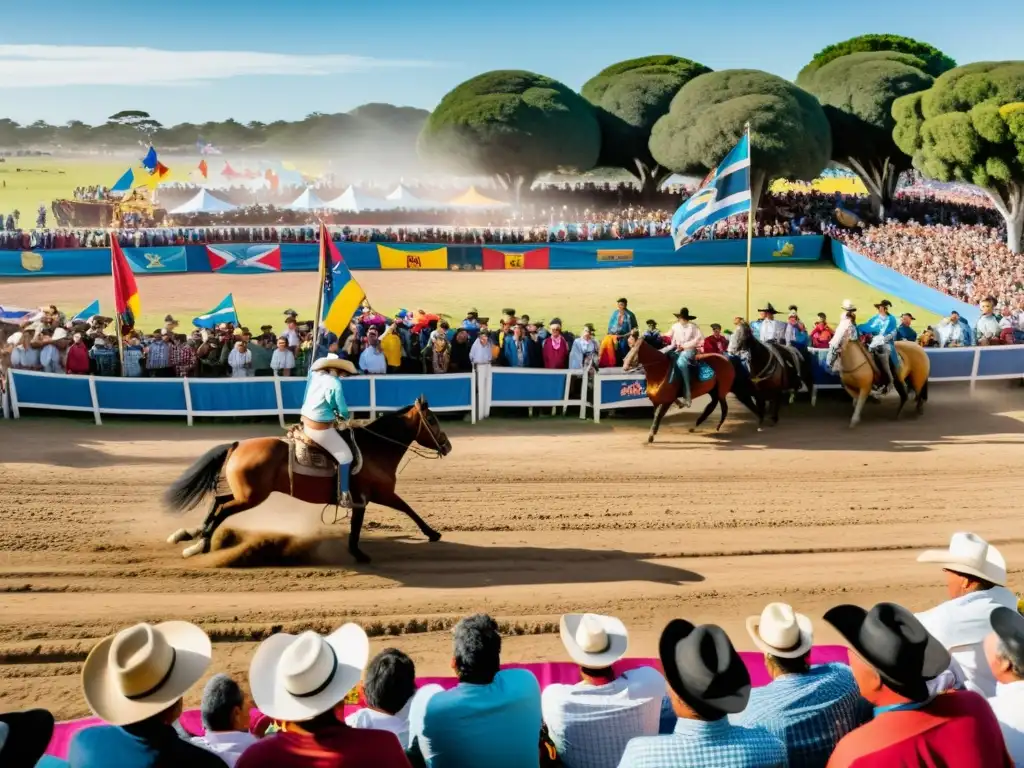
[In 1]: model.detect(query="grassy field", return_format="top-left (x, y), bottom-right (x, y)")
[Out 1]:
top-left (1, 263), bottom-right (939, 334)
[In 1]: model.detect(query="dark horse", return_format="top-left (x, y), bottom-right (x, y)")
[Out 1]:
top-left (164, 396), bottom-right (452, 564)
top-left (727, 322), bottom-right (813, 429)
top-left (622, 339), bottom-right (757, 443)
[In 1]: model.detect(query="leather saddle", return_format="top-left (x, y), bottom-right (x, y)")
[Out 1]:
top-left (857, 342), bottom-right (900, 388)
top-left (284, 425), bottom-right (363, 478)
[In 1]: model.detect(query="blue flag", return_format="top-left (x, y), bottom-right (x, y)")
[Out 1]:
top-left (72, 300), bottom-right (101, 323)
top-left (671, 133), bottom-right (752, 249)
top-left (111, 168), bottom-right (134, 193)
top-left (141, 146), bottom-right (158, 172)
top-left (192, 294), bottom-right (239, 329)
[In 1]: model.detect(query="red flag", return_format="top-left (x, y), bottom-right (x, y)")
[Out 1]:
top-left (111, 239), bottom-right (140, 328)
top-left (155, 162), bottom-right (169, 179)
top-left (198, 159), bottom-right (208, 179)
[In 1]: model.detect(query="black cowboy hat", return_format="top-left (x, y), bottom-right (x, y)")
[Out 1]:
top-left (874, 299), bottom-right (893, 308)
top-left (824, 602), bottom-right (949, 701)
top-left (991, 607), bottom-right (1024, 670)
top-left (758, 303), bottom-right (778, 314)
top-left (659, 620), bottom-right (751, 719)
top-left (501, 308), bottom-right (516, 317)
top-left (466, 308), bottom-right (479, 317)
top-left (260, 324), bottom-right (274, 331)
top-left (674, 308), bottom-right (697, 321)
top-left (645, 319), bottom-right (658, 327)
top-left (617, 297), bottom-right (628, 305)
top-left (0, 709), bottom-right (54, 767)
top-left (901, 313), bottom-right (916, 321)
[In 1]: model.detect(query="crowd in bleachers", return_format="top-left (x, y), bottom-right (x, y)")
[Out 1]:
top-left (2, 532), bottom-right (1022, 767)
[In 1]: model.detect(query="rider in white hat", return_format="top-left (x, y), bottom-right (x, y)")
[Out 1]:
top-left (302, 354), bottom-right (358, 508)
top-left (541, 614), bottom-right (664, 768)
top-left (915, 532), bottom-right (1019, 697)
top-left (826, 299), bottom-right (859, 372)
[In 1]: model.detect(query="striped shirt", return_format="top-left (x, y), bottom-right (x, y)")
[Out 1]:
top-left (123, 346), bottom-right (144, 377)
top-left (620, 718), bottom-right (788, 767)
top-left (146, 340), bottom-right (170, 369)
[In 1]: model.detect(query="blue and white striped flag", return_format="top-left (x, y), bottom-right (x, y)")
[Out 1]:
top-left (671, 133), bottom-right (751, 249)
top-left (0, 305), bottom-right (36, 323)
top-left (192, 293), bottom-right (239, 329)
top-left (71, 300), bottom-right (101, 323)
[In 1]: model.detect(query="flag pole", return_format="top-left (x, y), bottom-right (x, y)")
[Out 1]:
top-left (110, 231), bottom-right (126, 377)
top-left (744, 121), bottom-right (754, 320)
top-left (312, 220), bottom-right (326, 358)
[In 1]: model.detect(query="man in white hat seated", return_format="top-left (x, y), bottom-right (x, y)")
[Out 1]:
top-left (984, 607), bottom-right (1024, 766)
top-left (236, 623), bottom-right (409, 767)
top-left (915, 532), bottom-right (1018, 697)
top-left (824, 602), bottom-right (1012, 768)
top-left (68, 621), bottom-right (227, 767)
top-left (407, 613), bottom-right (541, 768)
top-left (732, 603), bottom-right (864, 768)
top-left (301, 353), bottom-right (358, 509)
top-left (617, 621), bottom-right (786, 767)
top-left (540, 613), bottom-right (664, 768)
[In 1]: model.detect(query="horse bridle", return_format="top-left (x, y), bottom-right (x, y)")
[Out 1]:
top-left (359, 407), bottom-right (447, 460)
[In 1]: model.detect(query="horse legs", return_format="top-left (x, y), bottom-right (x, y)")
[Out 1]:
top-left (692, 390), bottom-right (718, 432)
top-left (182, 496), bottom-right (258, 558)
top-left (770, 395), bottom-right (781, 426)
top-left (850, 388), bottom-right (869, 428)
top-left (648, 402), bottom-right (670, 444)
top-left (348, 503), bottom-right (370, 564)
top-left (373, 489), bottom-right (442, 543)
top-left (716, 392), bottom-right (729, 431)
top-left (167, 494), bottom-right (230, 545)
top-left (893, 375), bottom-right (909, 419)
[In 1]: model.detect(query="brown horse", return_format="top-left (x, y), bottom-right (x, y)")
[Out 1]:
top-left (164, 396), bottom-right (452, 564)
top-left (622, 339), bottom-right (746, 443)
top-left (727, 321), bottom-right (814, 429)
top-left (836, 339), bottom-right (930, 428)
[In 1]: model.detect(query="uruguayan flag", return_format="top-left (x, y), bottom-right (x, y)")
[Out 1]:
top-left (671, 134), bottom-right (751, 249)
top-left (192, 293), bottom-right (239, 329)
top-left (0, 305), bottom-right (37, 323)
top-left (71, 300), bottom-right (101, 323)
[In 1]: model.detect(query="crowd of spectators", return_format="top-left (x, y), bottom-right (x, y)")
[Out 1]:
top-left (2, 532), bottom-right (1022, 767)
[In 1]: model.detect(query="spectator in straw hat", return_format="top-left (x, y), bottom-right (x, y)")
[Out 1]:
top-left (733, 603), bottom-right (864, 768)
top-left (984, 607), bottom-right (1024, 766)
top-left (9, 331), bottom-right (40, 371)
top-left (542, 613), bottom-right (663, 768)
top-left (824, 602), bottom-right (1011, 768)
top-left (237, 623), bottom-right (409, 767)
top-left (40, 328), bottom-right (66, 373)
top-left (915, 532), bottom-right (1018, 697)
top-left (618, 621), bottom-right (786, 768)
top-left (68, 620), bottom-right (225, 767)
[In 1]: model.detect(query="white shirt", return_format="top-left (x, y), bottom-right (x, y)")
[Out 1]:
top-left (758, 318), bottom-right (787, 344)
top-left (270, 348), bottom-right (295, 372)
top-left (191, 730), bottom-right (258, 767)
top-left (989, 680), bottom-right (1024, 767)
top-left (345, 700), bottom-right (413, 748)
top-left (916, 586), bottom-right (1019, 697)
top-left (281, 327), bottom-right (300, 348)
top-left (664, 321), bottom-right (704, 351)
top-left (541, 667), bottom-right (665, 768)
top-left (470, 339), bottom-right (494, 365)
top-left (830, 314), bottom-right (857, 351)
top-left (227, 348), bottom-right (252, 377)
top-left (976, 314), bottom-right (1002, 339)
top-left (359, 345), bottom-right (387, 374)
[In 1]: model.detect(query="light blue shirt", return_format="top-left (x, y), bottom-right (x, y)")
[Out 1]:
top-left (857, 313), bottom-right (898, 344)
top-left (300, 372), bottom-right (350, 422)
top-left (408, 668), bottom-right (542, 768)
top-left (358, 346), bottom-right (387, 374)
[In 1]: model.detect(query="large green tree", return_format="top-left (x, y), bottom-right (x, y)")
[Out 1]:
top-left (417, 70), bottom-right (600, 201)
top-left (798, 33), bottom-right (957, 82)
top-left (581, 55), bottom-right (712, 197)
top-left (649, 69), bottom-right (832, 208)
top-left (893, 61), bottom-right (1024, 253)
top-left (799, 51), bottom-right (935, 219)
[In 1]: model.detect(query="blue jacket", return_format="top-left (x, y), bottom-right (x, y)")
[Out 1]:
top-left (857, 313), bottom-right (898, 344)
top-left (503, 335), bottom-right (535, 367)
top-left (607, 308), bottom-right (638, 336)
top-left (896, 325), bottom-right (918, 342)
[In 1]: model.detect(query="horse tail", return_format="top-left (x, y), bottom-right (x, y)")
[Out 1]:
top-left (919, 379), bottom-right (929, 403)
top-left (163, 442), bottom-right (236, 514)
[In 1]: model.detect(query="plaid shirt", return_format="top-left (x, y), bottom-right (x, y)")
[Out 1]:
top-left (146, 340), bottom-right (170, 369)
top-left (122, 346), bottom-right (144, 377)
top-left (169, 344), bottom-right (196, 377)
top-left (619, 718), bottom-right (788, 768)
top-left (89, 345), bottom-right (119, 377)
top-left (731, 664), bottom-right (865, 768)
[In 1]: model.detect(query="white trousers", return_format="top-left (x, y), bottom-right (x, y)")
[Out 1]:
top-left (303, 424), bottom-right (353, 465)
top-left (475, 364), bottom-right (491, 419)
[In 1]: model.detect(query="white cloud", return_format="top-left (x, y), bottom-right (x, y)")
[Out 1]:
top-left (0, 44), bottom-right (435, 88)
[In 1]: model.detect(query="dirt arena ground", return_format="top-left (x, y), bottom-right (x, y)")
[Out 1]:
top-left (1, 387), bottom-right (1022, 719)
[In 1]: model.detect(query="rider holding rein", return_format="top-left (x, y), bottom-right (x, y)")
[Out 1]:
top-left (857, 298), bottom-right (899, 394)
top-left (301, 353), bottom-right (357, 508)
top-left (827, 299), bottom-right (859, 371)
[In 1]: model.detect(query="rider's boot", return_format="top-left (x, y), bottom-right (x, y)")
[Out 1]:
top-left (680, 361), bottom-right (692, 408)
top-left (877, 353), bottom-right (893, 395)
top-left (337, 462), bottom-right (353, 509)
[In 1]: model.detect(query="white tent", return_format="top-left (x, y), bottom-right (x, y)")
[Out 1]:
top-left (168, 189), bottom-right (238, 215)
top-left (385, 185), bottom-right (447, 210)
top-left (285, 187), bottom-right (331, 211)
top-left (326, 185), bottom-right (394, 213)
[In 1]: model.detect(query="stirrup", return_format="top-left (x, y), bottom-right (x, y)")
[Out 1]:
top-left (338, 491), bottom-right (353, 509)
top-left (682, 397), bottom-right (692, 408)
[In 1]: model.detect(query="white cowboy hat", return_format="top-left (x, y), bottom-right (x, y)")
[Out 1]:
top-left (249, 624), bottom-right (369, 723)
top-left (746, 603), bottom-right (814, 659)
top-left (559, 613), bottom-right (628, 668)
top-left (81, 621), bottom-right (212, 726)
top-left (917, 532), bottom-right (1007, 586)
top-left (310, 354), bottom-right (357, 375)
top-left (7, 332), bottom-right (22, 346)
top-left (51, 328), bottom-right (68, 341)
top-left (840, 299), bottom-right (857, 312)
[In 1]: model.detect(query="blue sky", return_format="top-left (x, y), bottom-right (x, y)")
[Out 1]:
top-left (0, 0), bottom-right (1019, 126)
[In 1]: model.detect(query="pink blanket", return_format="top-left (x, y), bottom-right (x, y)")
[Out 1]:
top-left (46, 647), bottom-right (848, 759)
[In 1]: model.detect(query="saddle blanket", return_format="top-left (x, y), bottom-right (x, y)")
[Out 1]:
top-left (695, 362), bottom-right (714, 382)
top-left (283, 425), bottom-right (361, 478)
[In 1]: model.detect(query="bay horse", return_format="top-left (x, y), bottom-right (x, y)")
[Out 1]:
top-left (622, 339), bottom-right (748, 443)
top-left (727, 322), bottom-right (813, 429)
top-left (164, 396), bottom-right (452, 564)
top-left (835, 338), bottom-right (930, 427)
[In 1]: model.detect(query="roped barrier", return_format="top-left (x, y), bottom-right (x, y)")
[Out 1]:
top-left (5, 344), bottom-right (1022, 426)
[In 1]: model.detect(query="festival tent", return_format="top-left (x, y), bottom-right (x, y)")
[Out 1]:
top-left (326, 185), bottom-right (394, 213)
top-left (285, 187), bottom-right (331, 211)
top-left (447, 186), bottom-right (509, 209)
top-left (168, 189), bottom-right (238, 215)
top-left (385, 185), bottom-right (447, 210)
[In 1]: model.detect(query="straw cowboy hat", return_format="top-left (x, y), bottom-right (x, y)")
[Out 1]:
top-left (660, 620), bottom-right (750, 719)
top-left (917, 532), bottom-right (1007, 586)
top-left (249, 624), bottom-right (369, 722)
top-left (310, 354), bottom-right (357, 375)
top-left (81, 621), bottom-right (212, 726)
top-left (841, 299), bottom-right (857, 312)
top-left (560, 613), bottom-right (629, 668)
top-left (746, 603), bottom-right (814, 659)
top-left (7, 332), bottom-right (22, 346)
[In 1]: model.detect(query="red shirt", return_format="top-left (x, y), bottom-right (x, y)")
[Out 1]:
top-left (235, 722), bottom-right (411, 768)
top-left (66, 342), bottom-right (90, 375)
top-left (702, 334), bottom-right (728, 354)
top-left (827, 691), bottom-right (1013, 768)
top-left (542, 335), bottom-right (570, 369)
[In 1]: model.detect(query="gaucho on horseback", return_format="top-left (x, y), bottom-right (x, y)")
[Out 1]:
top-left (301, 353), bottom-right (357, 508)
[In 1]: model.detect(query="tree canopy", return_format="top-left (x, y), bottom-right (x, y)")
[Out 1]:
top-left (417, 70), bottom-right (601, 195)
top-left (798, 34), bottom-right (956, 81)
top-left (649, 69), bottom-right (832, 203)
top-left (580, 55), bottom-right (712, 194)
top-left (893, 61), bottom-right (1024, 252)
top-left (800, 51), bottom-right (934, 218)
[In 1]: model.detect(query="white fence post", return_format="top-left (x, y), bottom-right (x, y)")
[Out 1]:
top-left (579, 368), bottom-right (589, 420)
top-left (970, 348), bottom-right (981, 393)
top-left (369, 376), bottom-right (377, 419)
top-left (183, 377), bottom-right (194, 426)
top-left (8, 368), bottom-right (19, 419)
top-left (87, 376), bottom-right (102, 425)
top-left (470, 365), bottom-right (477, 425)
top-left (273, 374), bottom-right (286, 428)
top-left (593, 370), bottom-right (602, 423)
